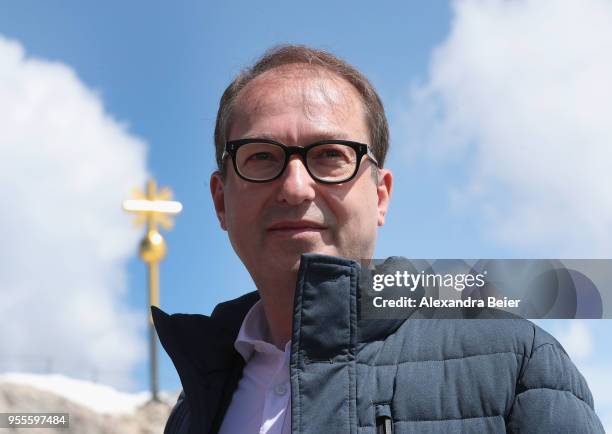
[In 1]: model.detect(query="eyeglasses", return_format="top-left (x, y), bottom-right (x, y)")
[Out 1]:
top-left (222, 138), bottom-right (379, 184)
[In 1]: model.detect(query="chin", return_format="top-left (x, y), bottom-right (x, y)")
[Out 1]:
top-left (265, 245), bottom-right (339, 270)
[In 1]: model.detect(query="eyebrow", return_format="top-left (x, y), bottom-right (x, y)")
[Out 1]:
top-left (240, 131), bottom-right (351, 143)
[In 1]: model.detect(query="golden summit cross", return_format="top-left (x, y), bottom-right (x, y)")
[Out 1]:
top-left (123, 179), bottom-right (182, 402)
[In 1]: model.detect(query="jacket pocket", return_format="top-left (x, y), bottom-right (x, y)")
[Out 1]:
top-left (374, 403), bottom-right (393, 434)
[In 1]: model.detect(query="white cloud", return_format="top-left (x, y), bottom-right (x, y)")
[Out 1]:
top-left (554, 321), bottom-right (593, 360)
top-left (580, 365), bottom-right (612, 417)
top-left (0, 35), bottom-right (148, 389)
top-left (397, 0), bottom-right (612, 256)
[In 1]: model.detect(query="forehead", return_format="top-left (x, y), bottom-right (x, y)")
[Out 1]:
top-left (228, 65), bottom-right (368, 141)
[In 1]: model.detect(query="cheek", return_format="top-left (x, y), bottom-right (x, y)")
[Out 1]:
top-left (223, 185), bottom-right (264, 241)
top-left (352, 199), bottom-right (379, 231)
top-left (353, 181), bottom-right (380, 218)
top-left (322, 185), bottom-right (378, 259)
top-left (329, 183), bottom-right (379, 231)
top-left (224, 192), bottom-right (264, 265)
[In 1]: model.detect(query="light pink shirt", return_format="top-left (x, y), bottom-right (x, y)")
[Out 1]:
top-left (218, 300), bottom-right (292, 434)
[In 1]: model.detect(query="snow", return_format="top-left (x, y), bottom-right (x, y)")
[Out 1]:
top-left (0, 372), bottom-right (173, 415)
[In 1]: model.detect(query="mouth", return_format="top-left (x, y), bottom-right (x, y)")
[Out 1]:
top-left (267, 220), bottom-right (328, 233)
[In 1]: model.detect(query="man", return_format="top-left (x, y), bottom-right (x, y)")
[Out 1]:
top-left (152, 45), bottom-right (604, 433)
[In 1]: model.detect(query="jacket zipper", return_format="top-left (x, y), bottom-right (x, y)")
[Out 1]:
top-left (376, 415), bottom-right (393, 434)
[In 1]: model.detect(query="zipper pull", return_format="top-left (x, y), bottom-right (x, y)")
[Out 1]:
top-left (376, 415), bottom-right (393, 434)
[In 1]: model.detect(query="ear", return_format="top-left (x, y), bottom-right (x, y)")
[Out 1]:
top-left (376, 168), bottom-right (393, 226)
top-left (210, 171), bottom-right (227, 231)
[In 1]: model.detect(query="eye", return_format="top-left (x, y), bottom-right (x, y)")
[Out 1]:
top-left (236, 142), bottom-right (284, 169)
top-left (320, 149), bottom-right (343, 158)
top-left (248, 152), bottom-right (274, 161)
top-left (310, 144), bottom-right (354, 162)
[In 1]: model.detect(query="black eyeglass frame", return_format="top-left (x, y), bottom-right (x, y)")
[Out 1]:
top-left (222, 138), bottom-right (379, 184)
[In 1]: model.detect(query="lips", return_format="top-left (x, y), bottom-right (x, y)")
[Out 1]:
top-left (267, 220), bottom-right (327, 231)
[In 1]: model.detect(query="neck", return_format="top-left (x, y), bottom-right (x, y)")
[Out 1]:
top-left (252, 271), bottom-right (296, 350)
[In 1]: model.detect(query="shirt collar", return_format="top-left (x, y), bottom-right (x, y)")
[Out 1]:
top-left (234, 300), bottom-right (290, 361)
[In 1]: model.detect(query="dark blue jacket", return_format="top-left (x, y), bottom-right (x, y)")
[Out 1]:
top-left (153, 254), bottom-right (604, 433)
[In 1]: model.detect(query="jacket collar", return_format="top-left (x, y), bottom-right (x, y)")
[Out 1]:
top-left (152, 290), bottom-right (259, 434)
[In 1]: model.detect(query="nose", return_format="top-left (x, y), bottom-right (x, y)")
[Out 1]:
top-left (275, 155), bottom-right (316, 205)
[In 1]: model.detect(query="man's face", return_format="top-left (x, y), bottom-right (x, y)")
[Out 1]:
top-left (211, 65), bottom-right (392, 281)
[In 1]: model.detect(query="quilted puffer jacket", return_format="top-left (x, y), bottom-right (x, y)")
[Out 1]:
top-left (152, 254), bottom-right (604, 434)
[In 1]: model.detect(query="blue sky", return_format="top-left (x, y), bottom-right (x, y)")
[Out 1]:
top-left (1, 0), bottom-right (611, 426)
